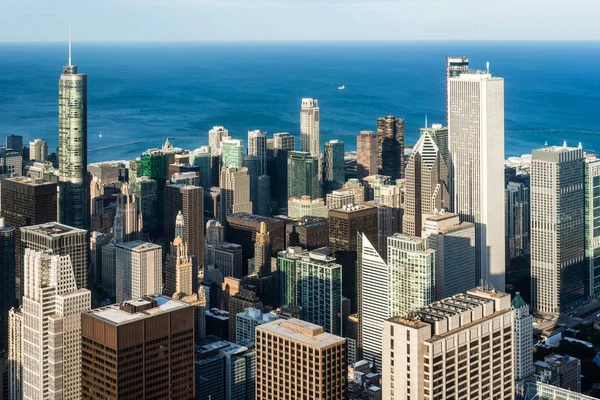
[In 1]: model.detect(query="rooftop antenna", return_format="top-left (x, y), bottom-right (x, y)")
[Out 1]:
top-left (68, 27), bottom-right (72, 66)
top-left (486, 61), bottom-right (490, 74)
top-left (424, 114), bottom-right (428, 129)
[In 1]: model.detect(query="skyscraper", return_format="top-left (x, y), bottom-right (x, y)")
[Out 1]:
top-left (253, 221), bottom-right (271, 278)
top-left (448, 69), bottom-right (505, 290)
top-left (288, 196), bottom-right (328, 219)
top-left (300, 98), bottom-right (320, 157)
top-left (164, 183), bottom-right (204, 263)
top-left (115, 240), bottom-right (162, 302)
top-left (272, 132), bottom-right (295, 151)
top-left (0, 221), bottom-right (15, 354)
top-left (356, 130), bottom-right (378, 180)
top-left (220, 167), bottom-right (253, 217)
top-left (236, 307), bottom-right (277, 345)
top-left (209, 126), bottom-right (230, 157)
top-left (287, 151), bottom-right (320, 199)
top-left (256, 175), bottom-right (271, 217)
top-left (243, 154), bottom-right (261, 213)
top-left (221, 139), bottom-right (244, 169)
top-left (58, 31), bottom-right (89, 230)
top-left (505, 178), bottom-right (530, 262)
top-left (255, 319), bottom-right (347, 400)
top-left (403, 131), bottom-right (449, 237)
top-left (585, 157), bottom-right (600, 298)
top-left (28, 138), bottom-right (48, 161)
top-left (420, 123), bottom-right (449, 168)
top-left (531, 144), bottom-right (585, 316)
top-left (512, 292), bottom-right (534, 381)
top-left (446, 56), bottom-right (469, 123)
top-left (376, 115), bottom-right (404, 180)
top-left (248, 129), bottom-right (267, 175)
top-left (5, 135), bottom-right (23, 152)
top-left (12, 249), bottom-right (91, 400)
top-left (324, 139), bottom-right (345, 191)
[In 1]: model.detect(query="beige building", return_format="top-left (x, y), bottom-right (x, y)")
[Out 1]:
top-left (382, 287), bottom-right (514, 400)
top-left (288, 196), bottom-right (328, 219)
top-left (326, 190), bottom-right (356, 210)
top-left (357, 130), bottom-right (378, 179)
top-left (256, 319), bottom-right (347, 400)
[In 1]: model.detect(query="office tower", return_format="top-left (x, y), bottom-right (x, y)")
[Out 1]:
top-left (420, 123), bottom-right (449, 167)
top-left (0, 177), bottom-right (57, 302)
top-left (58, 35), bottom-right (88, 230)
top-left (256, 175), bottom-right (271, 217)
top-left (164, 184), bottom-right (204, 263)
top-left (248, 129), bottom-right (267, 175)
top-left (253, 222), bottom-right (271, 277)
top-left (288, 196), bottom-right (328, 219)
top-left (449, 70), bottom-right (505, 290)
top-left (423, 212), bottom-right (476, 298)
top-left (132, 176), bottom-right (158, 232)
top-left (0, 149), bottom-right (22, 177)
top-left (5, 135), bottom-right (23, 151)
top-left (362, 174), bottom-right (391, 202)
top-left (116, 184), bottom-right (142, 242)
top-left (194, 340), bottom-right (256, 400)
top-left (115, 240), bottom-right (162, 302)
top-left (206, 242), bottom-right (244, 280)
top-left (286, 217), bottom-right (329, 250)
top-left (300, 98), bottom-right (320, 157)
top-left (222, 278), bottom-right (263, 343)
top-left (505, 178), bottom-right (530, 262)
top-left (189, 146), bottom-right (213, 189)
top-left (28, 139), bottom-right (48, 161)
top-left (387, 233), bottom-right (436, 317)
top-left (342, 178), bottom-right (365, 203)
top-left (243, 155), bottom-right (260, 213)
top-left (446, 56), bottom-right (469, 123)
top-left (206, 219), bottom-right (225, 247)
top-left (101, 242), bottom-right (117, 299)
top-left (513, 292), bottom-right (533, 381)
top-left (357, 131), bottom-right (378, 180)
top-left (272, 132), bottom-right (295, 151)
top-left (370, 203), bottom-right (402, 261)
top-left (165, 233), bottom-right (194, 297)
top-left (531, 144), bottom-right (585, 316)
top-left (209, 126), bottom-right (230, 157)
top-left (278, 247), bottom-right (343, 335)
top-left (221, 139), bottom-right (244, 169)
top-left (357, 233), bottom-right (388, 370)
top-left (379, 184), bottom-right (402, 207)
top-left (8, 307), bottom-right (22, 400)
top-left (273, 148), bottom-right (290, 209)
top-left (403, 131), bottom-right (449, 236)
top-left (328, 204), bottom-right (378, 310)
top-left (235, 307), bottom-right (277, 344)
top-left (0, 222), bottom-right (15, 354)
top-left (376, 115), bottom-right (404, 180)
top-left (324, 140), bottom-right (345, 191)
top-left (287, 151), bottom-right (320, 199)
top-left (225, 213), bottom-right (285, 262)
top-left (13, 249), bottom-right (91, 400)
top-left (256, 319), bottom-right (347, 400)
top-left (20, 222), bottom-right (87, 290)
top-left (81, 296), bottom-right (195, 399)
top-left (382, 287), bottom-right (513, 400)
top-left (532, 354), bottom-right (581, 392)
top-left (585, 157), bottom-right (600, 298)
top-left (220, 167), bottom-right (253, 217)
top-left (326, 190), bottom-right (355, 210)
top-left (90, 230), bottom-right (111, 288)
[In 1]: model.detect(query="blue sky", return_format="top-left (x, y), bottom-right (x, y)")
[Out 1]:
top-left (1, 0), bottom-right (598, 41)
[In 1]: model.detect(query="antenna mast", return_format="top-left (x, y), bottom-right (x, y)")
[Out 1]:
top-left (68, 27), bottom-right (72, 66)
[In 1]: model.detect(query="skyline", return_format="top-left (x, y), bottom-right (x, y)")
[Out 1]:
top-left (2, 0), bottom-right (600, 42)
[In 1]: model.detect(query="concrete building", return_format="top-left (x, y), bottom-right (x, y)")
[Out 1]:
top-left (242, 154), bottom-right (260, 213)
top-left (89, 230), bottom-right (111, 289)
top-left (448, 70), bottom-right (505, 290)
top-left (8, 307), bottom-right (22, 400)
top-left (58, 43), bottom-right (89, 231)
top-left (248, 129), bottom-right (267, 175)
top-left (376, 115), bottom-right (404, 180)
top-left (0, 222), bottom-right (15, 355)
top-left (164, 184), bottom-right (204, 263)
top-left (255, 319), bottom-right (347, 400)
top-left (285, 217), bottom-right (329, 250)
top-left (11, 249), bottom-right (91, 400)
top-left (256, 174), bottom-right (271, 217)
top-left (378, 184), bottom-right (402, 208)
top-left (115, 240), bottom-right (162, 302)
top-left (272, 132), bottom-right (295, 151)
top-left (221, 139), bottom-right (244, 169)
top-left (531, 144), bottom-right (585, 316)
top-left (5, 135), bottom-right (22, 152)
top-left (235, 307), bottom-right (277, 344)
top-left (362, 175), bottom-right (391, 202)
top-left (342, 179), bottom-right (365, 204)
top-left (513, 292), bottom-right (534, 381)
top-left (300, 98), bottom-right (320, 157)
top-left (446, 56), bottom-right (469, 123)
top-left (533, 354), bottom-right (581, 392)
top-left (20, 222), bottom-right (87, 291)
top-left (220, 167), bottom-right (253, 217)
top-left (382, 287), bottom-right (514, 400)
top-left (326, 190), bottom-right (355, 210)
top-left (220, 278), bottom-right (263, 343)
top-left (209, 126), bottom-right (230, 157)
top-left (225, 213), bottom-right (285, 262)
top-left (357, 131), bottom-right (378, 180)
top-left (81, 296), bottom-right (195, 399)
top-left (287, 151), bottom-right (320, 199)
top-left (506, 177), bottom-right (531, 263)
top-left (28, 139), bottom-right (48, 161)
top-left (422, 212), bottom-right (476, 298)
top-left (324, 140), bottom-right (345, 191)
top-left (278, 247), bottom-right (342, 335)
top-left (288, 196), bottom-right (328, 219)
top-left (585, 157), bottom-right (600, 297)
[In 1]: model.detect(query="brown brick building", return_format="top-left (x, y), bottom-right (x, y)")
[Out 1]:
top-left (81, 295), bottom-right (195, 400)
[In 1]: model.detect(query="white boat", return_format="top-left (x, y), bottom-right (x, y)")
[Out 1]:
top-left (99, 132), bottom-right (103, 138)
top-left (338, 85), bottom-right (345, 90)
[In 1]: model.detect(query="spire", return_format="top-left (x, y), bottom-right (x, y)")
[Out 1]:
top-left (68, 27), bottom-right (72, 66)
top-left (175, 211), bottom-right (185, 240)
top-left (578, 142), bottom-right (583, 149)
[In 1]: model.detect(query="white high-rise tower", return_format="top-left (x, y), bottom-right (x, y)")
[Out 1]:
top-left (300, 98), bottom-right (320, 157)
top-left (512, 292), bottom-right (533, 380)
top-left (248, 129), bottom-right (267, 175)
top-left (448, 69), bottom-right (505, 291)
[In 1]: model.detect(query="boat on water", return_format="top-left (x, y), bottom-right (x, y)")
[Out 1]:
top-left (338, 85), bottom-right (345, 90)
top-left (99, 132), bottom-right (103, 138)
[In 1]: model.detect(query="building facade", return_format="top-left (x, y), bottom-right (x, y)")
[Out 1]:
top-left (115, 240), bottom-right (162, 302)
top-left (376, 115), bottom-right (404, 180)
top-left (324, 140), bottom-right (345, 191)
top-left (356, 131), bottom-right (378, 180)
top-left (585, 157), bottom-right (600, 298)
top-left (300, 98), bottom-right (320, 157)
top-left (513, 292), bottom-right (534, 381)
top-left (287, 151), bottom-right (320, 200)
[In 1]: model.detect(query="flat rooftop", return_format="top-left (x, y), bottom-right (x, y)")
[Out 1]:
top-left (257, 318), bottom-right (344, 349)
top-left (21, 222), bottom-right (86, 237)
top-left (228, 213), bottom-right (282, 224)
top-left (2, 176), bottom-right (55, 186)
top-left (85, 295), bottom-right (189, 326)
top-left (115, 240), bottom-right (162, 252)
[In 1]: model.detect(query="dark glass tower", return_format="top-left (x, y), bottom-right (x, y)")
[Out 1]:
top-left (0, 221), bottom-right (15, 353)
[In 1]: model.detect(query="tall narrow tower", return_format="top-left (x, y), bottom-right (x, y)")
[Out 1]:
top-left (59, 29), bottom-right (89, 230)
top-left (300, 98), bottom-right (320, 157)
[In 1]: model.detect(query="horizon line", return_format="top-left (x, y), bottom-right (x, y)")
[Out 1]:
top-left (2, 39), bottom-right (600, 44)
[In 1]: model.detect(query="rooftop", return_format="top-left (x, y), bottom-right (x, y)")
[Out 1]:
top-left (85, 295), bottom-right (189, 326)
top-left (21, 222), bottom-right (86, 237)
top-left (2, 176), bottom-right (55, 186)
top-left (257, 318), bottom-right (345, 349)
top-left (115, 240), bottom-right (162, 252)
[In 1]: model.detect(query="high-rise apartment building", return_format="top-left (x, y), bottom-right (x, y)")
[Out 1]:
top-left (58, 35), bottom-right (89, 230)
top-left (20, 222), bottom-right (87, 291)
top-left (512, 292), bottom-right (534, 381)
top-left (221, 139), bottom-right (244, 169)
top-left (356, 131), bottom-right (378, 180)
top-left (235, 307), bottom-right (277, 345)
top-left (585, 157), bottom-right (600, 298)
top-left (81, 296), bottom-right (195, 399)
top-left (376, 115), bottom-right (404, 180)
top-left (165, 183), bottom-right (204, 263)
top-left (287, 151), bottom-right (320, 199)
top-left (272, 132), bottom-right (295, 151)
top-left (300, 98), bottom-right (320, 157)
top-left (209, 126), bottom-right (230, 157)
top-left (324, 140), bottom-right (345, 191)
top-left (115, 240), bottom-right (162, 302)
top-left (12, 249), bottom-right (91, 400)
top-left (505, 178), bottom-right (530, 262)
top-left (248, 129), bottom-right (267, 175)
top-left (448, 70), bottom-right (505, 290)
top-left (28, 139), bottom-right (48, 161)
top-left (278, 247), bottom-right (342, 335)
top-left (288, 196), bottom-right (328, 219)
top-left (255, 319), bottom-right (347, 400)
top-left (0, 222), bottom-right (15, 354)
top-left (403, 131), bottom-right (449, 236)
top-left (382, 287), bottom-right (513, 400)
top-left (220, 167), bottom-right (253, 217)
top-left (531, 144), bottom-right (585, 316)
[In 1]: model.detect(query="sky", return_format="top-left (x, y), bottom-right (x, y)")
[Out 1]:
top-left (1, 0), bottom-right (599, 41)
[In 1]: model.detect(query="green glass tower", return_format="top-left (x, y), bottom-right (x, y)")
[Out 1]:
top-left (324, 140), bottom-right (345, 191)
top-left (287, 151), bottom-right (320, 200)
top-left (221, 139), bottom-right (244, 169)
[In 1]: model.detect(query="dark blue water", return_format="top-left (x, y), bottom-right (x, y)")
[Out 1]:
top-left (1, 41), bottom-right (600, 163)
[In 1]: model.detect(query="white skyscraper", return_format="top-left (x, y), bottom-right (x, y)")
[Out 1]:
top-left (115, 240), bottom-right (162, 302)
top-left (208, 126), bottom-right (230, 157)
top-left (448, 69), bottom-right (505, 290)
top-left (273, 132), bottom-right (295, 151)
top-left (300, 98), bottom-right (320, 157)
top-left (28, 138), bottom-right (48, 161)
top-left (219, 166), bottom-right (253, 217)
top-left (512, 292), bottom-right (534, 381)
top-left (11, 249), bottom-right (91, 400)
top-left (248, 129), bottom-right (267, 175)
